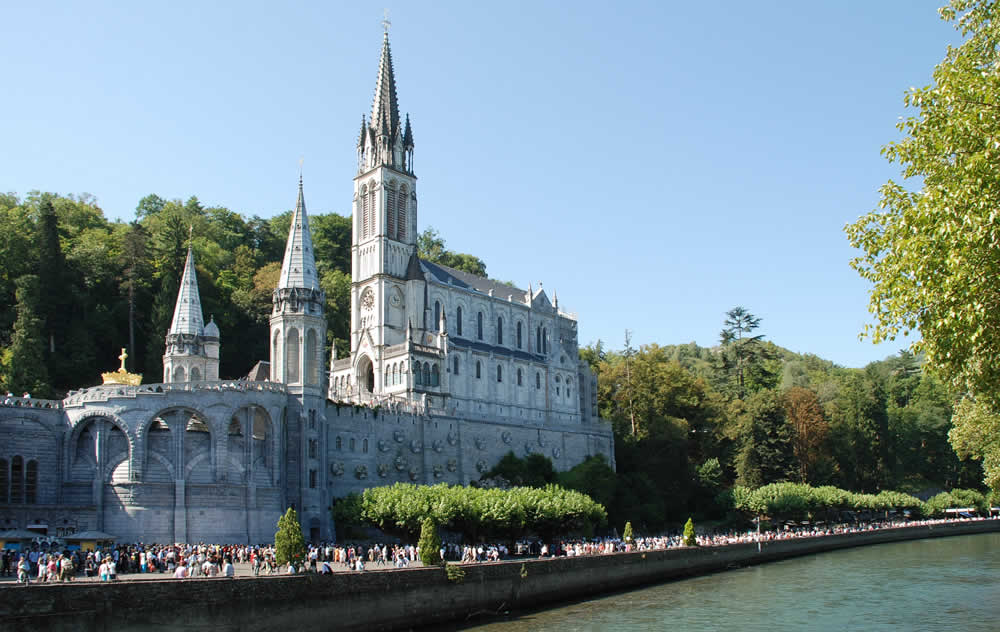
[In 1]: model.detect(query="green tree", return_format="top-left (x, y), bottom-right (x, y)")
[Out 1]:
top-left (622, 520), bottom-right (633, 543)
top-left (5, 275), bottom-right (51, 397)
top-left (735, 389), bottom-right (796, 488)
top-left (719, 306), bottom-right (764, 399)
top-left (417, 227), bottom-right (487, 277)
top-left (418, 517), bottom-right (443, 566)
top-left (844, 0), bottom-right (1000, 485)
top-left (274, 507), bottom-right (306, 567)
top-left (683, 517), bottom-right (697, 546)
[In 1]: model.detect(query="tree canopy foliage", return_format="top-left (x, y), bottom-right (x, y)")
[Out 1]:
top-left (845, 0), bottom-right (1000, 489)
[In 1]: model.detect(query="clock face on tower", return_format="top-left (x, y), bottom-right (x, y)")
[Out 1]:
top-left (361, 289), bottom-right (375, 311)
top-left (389, 293), bottom-right (401, 308)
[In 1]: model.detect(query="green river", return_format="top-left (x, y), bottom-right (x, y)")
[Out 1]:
top-left (440, 532), bottom-right (1000, 631)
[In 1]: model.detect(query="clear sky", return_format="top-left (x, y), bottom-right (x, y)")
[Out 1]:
top-left (0, 1), bottom-right (961, 368)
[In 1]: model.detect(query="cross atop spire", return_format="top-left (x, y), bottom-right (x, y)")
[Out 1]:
top-left (382, 8), bottom-right (391, 34)
top-left (277, 176), bottom-right (321, 291)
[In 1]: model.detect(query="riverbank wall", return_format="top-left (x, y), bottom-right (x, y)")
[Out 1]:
top-left (2, 520), bottom-right (998, 632)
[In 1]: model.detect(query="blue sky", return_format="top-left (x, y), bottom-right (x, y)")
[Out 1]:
top-left (1, 1), bottom-right (961, 368)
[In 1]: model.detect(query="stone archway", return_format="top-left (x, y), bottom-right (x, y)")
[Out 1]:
top-left (356, 355), bottom-right (375, 396)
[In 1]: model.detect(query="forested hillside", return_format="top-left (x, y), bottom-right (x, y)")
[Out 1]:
top-left (0, 191), bottom-right (482, 397)
top-left (577, 332), bottom-right (982, 529)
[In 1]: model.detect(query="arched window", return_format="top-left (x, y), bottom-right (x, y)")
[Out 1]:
top-left (367, 181), bottom-right (377, 237)
top-left (431, 364), bottom-right (440, 387)
top-left (415, 361), bottom-right (423, 386)
top-left (361, 185), bottom-right (369, 239)
top-left (476, 361), bottom-right (482, 379)
top-left (517, 368), bottom-right (523, 386)
top-left (423, 363), bottom-right (431, 386)
top-left (306, 329), bottom-right (318, 385)
top-left (272, 331), bottom-right (280, 379)
top-left (336, 436), bottom-right (342, 450)
top-left (286, 328), bottom-right (300, 383)
top-left (456, 306), bottom-right (463, 336)
top-left (25, 460), bottom-right (37, 504)
top-left (536, 327), bottom-right (541, 353)
top-left (393, 363), bottom-right (400, 386)
top-left (536, 372), bottom-right (541, 389)
top-left (363, 439), bottom-right (369, 453)
top-left (543, 328), bottom-right (548, 354)
top-left (385, 365), bottom-right (391, 387)
top-left (10, 456), bottom-right (22, 504)
top-left (497, 317), bottom-right (503, 345)
top-left (350, 438), bottom-right (356, 451)
top-left (173, 366), bottom-right (185, 383)
top-left (434, 301), bottom-right (441, 329)
top-left (477, 312), bottom-right (483, 340)
top-left (397, 185), bottom-right (407, 241)
top-left (190, 366), bottom-right (201, 381)
top-left (497, 365), bottom-right (503, 383)
top-left (386, 184), bottom-right (397, 239)
top-left (516, 322), bottom-right (522, 349)
top-left (453, 356), bottom-right (459, 375)
top-left (0, 458), bottom-right (7, 503)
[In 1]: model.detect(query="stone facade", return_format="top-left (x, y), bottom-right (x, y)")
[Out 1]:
top-left (0, 32), bottom-right (614, 544)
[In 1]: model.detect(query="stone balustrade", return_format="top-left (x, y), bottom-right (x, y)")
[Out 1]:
top-left (62, 380), bottom-right (288, 407)
top-left (0, 395), bottom-right (63, 409)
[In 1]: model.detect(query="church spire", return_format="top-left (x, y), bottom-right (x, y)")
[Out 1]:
top-left (371, 31), bottom-right (400, 140)
top-left (168, 246), bottom-right (205, 336)
top-left (278, 176), bottom-right (320, 291)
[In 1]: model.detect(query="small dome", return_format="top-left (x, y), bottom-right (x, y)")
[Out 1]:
top-left (204, 317), bottom-right (220, 339)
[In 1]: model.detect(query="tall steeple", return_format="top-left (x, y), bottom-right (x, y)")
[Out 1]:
top-left (270, 176), bottom-right (327, 391)
top-left (163, 243), bottom-right (219, 383)
top-left (359, 32), bottom-right (413, 174)
top-left (371, 32), bottom-right (400, 141)
top-left (278, 176), bottom-right (321, 292)
top-left (169, 246), bottom-right (205, 336)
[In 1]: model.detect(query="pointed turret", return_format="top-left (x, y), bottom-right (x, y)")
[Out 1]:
top-left (169, 247), bottom-right (205, 336)
top-left (403, 113), bottom-right (413, 149)
top-left (270, 176), bottom-right (326, 390)
top-left (163, 244), bottom-right (219, 382)
top-left (278, 176), bottom-right (321, 292)
top-left (357, 115), bottom-right (367, 148)
top-left (371, 32), bottom-right (400, 140)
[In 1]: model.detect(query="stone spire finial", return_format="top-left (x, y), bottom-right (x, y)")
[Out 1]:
top-left (277, 176), bottom-right (321, 291)
top-left (168, 246), bottom-right (205, 336)
top-left (371, 30), bottom-right (400, 140)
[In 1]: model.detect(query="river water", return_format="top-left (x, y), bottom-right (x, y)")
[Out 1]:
top-left (439, 532), bottom-right (1000, 632)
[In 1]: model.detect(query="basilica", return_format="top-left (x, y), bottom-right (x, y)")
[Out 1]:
top-left (0, 33), bottom-right (614, 544)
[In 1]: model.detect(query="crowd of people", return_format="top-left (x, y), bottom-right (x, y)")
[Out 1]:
top-left (1, 513), bottom-right (991, 586)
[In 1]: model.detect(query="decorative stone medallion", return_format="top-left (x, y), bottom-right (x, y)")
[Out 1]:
top-left (476, 460), bottom-right (489, 474)
top-left (330, 462), bottom-right (345, 477)
top-left (393, 429), bottom-right (405, 443)
top-left (501, 431), bottom-right (512, 445)
top-left (447, 430), bottom-right (458, 446)
top-left (432, 439), bottom-right (444, 453)
top-left (377, 463), bottom-right (389, 478)
top-left (446, 458), bottom-right (458, 473)
top-left (355, 464), bottom-right (368, 480)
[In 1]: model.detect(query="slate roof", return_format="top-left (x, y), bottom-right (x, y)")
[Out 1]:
top-left (168, 247), bottom-right (205, 336)
top-left (449, 336), bottom-right (544, 362)
top-left (278, 177), bottom-right (321, 291)
top-left (246, 361), bottom-right (271, 382)
top-left (421, 259), bottom-right (528, 303)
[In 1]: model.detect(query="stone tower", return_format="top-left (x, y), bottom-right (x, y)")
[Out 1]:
top-left (163, 246), bottom-right (220, 382)
top-left (270, 177), bottom-right (326, 394)
top-left (351, 31), bottom-right (421, 399)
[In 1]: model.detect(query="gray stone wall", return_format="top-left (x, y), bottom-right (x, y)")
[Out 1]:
top-left (0, 383), bottom-right (613, 544)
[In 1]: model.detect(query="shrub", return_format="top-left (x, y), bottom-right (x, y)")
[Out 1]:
top-left (623, 520), bottom-right (633, 543)
top-left (274, 507), bottom-right (306, 566)
top-left (418, 517), bottom-right (443, 566)
top-left (683, 517), bottom-right (696, 546)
